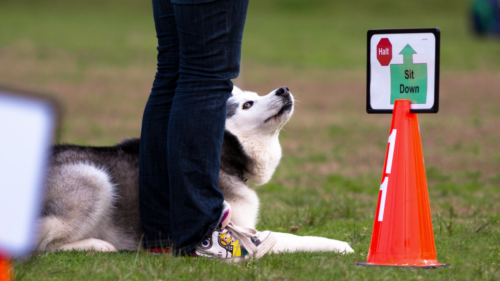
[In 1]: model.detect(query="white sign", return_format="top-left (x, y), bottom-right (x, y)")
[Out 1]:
top-left (367, 29), bottom-right (440, 113)
top-left (0, 91), bottom-right (56, 256)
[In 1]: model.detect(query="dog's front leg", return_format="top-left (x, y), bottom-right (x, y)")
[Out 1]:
top-left (270, 232), bottom-right (354, 254)
top-left (225, 186), bottom-right (260, 229)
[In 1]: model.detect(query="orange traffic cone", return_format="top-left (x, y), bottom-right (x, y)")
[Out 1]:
top-left (0, 252), bottom-right (11, 281)
top-left (357, 100), bottom-right (448, 268)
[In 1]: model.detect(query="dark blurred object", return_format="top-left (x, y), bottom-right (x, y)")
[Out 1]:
top-left (471, 0), bottom-right (500, 36)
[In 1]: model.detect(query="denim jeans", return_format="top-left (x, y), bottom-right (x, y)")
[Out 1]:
top-left (139, 0), bottom-right (249, 255)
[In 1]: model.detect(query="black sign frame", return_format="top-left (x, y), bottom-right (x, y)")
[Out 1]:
top-left (367, 28), bottom-right (440, 114)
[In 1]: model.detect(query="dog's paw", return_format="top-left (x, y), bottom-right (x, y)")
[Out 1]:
top-left (86, 239), bottom-right (118, 252)
top-left (58, 238), bottom-right (118, 252)
top-left (322, 240), bottom-right (355, 254)
top-left (340, 242), bottom-right (355, 254)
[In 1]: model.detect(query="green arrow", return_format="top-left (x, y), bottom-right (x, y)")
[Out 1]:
top-left (400, 44), bottom-right (416, 65)
top-left (390, 43), bottom-right (427, 104)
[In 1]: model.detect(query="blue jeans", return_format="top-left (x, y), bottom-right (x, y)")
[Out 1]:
top-left (139, 0), bottom-right (249, 255)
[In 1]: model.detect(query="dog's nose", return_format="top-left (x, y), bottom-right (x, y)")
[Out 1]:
top-left (275, 86), bottom-right (289, 96)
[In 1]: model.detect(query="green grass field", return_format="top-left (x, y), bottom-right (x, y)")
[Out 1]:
top-left (1, 0), bottom-right (500, 280)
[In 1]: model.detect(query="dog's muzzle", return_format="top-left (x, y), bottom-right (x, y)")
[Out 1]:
top-left (276, 85), bottom-right (293, 106)
top-left (275, 86), bottom-right (290, 98)
top-left (264, 86), bottom-right (293, 123)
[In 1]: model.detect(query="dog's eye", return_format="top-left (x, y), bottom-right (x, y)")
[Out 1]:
top-left (242, 101), bottom-right (253, 110)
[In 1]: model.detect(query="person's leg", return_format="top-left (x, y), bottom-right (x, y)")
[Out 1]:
top-left (139, 0), bottom-right (179, 248)
top-left (167, 0), bottom-right (249, 254)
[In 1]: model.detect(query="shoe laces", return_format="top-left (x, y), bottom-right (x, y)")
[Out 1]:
top-left (224, 222), bottom-right (261, 254)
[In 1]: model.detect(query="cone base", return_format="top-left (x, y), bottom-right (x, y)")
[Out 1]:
top-left (356, 262), bottom-right (450, 269)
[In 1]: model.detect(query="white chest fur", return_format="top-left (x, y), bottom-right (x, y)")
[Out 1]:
top-left (240, 135), bottom-right (282, 185)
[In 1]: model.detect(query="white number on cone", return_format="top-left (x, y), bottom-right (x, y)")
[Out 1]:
top-left (385, 129), bottom-right (397, 174)
top-left (378, 129), bottom-right (397, 222)
top-left (378, 177), bottom-right (389, 221)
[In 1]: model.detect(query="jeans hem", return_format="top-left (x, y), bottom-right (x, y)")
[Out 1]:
top-left (175, 210), bottom-right (221, 255)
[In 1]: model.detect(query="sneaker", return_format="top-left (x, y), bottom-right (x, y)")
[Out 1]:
top-left (195, 202), bottom-right (277, 261)
top-left (218, 201), bottom-right (232, 229)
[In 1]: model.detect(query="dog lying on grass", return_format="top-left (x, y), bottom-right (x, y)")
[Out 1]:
top-left (37, 86), bottom-right (354, 255)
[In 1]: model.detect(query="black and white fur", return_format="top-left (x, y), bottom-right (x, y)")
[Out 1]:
top-left (36, 86), bottom-right (354, 254)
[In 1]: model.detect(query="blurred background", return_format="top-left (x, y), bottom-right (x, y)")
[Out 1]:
top-left (1, 0), bottom-right (499, 187)
top-left (1, 0), bottom-right (500, 278)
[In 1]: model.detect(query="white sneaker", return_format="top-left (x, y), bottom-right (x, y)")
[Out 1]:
top-left (195, 202), bottom-right (277, 261)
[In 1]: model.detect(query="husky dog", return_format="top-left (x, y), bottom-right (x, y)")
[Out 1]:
top-left (37, 86), bottom-right (354, 254)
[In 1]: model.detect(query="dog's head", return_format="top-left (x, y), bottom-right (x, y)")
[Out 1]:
top-left (222, 86), bottom-right (294, 185)
top-left (226, 86), bottom-right (294, 137)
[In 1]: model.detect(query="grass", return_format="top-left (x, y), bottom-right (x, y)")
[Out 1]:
top-left (2, 0), bottom-right (500, 71)
top-left (1, 0), bottom-right (499, 280)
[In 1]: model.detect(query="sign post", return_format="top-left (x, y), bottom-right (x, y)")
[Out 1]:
top-left (358, 29), bottom-right (449, 268)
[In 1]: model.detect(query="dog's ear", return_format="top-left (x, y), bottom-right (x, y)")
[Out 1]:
top-left (232, 86), bottom-right (244, 96)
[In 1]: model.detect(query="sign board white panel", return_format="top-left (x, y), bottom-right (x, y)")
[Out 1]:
top-left (367, 28), bottom-right (440, 113)
top-left (0, 90), bottom-right (56, 256)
